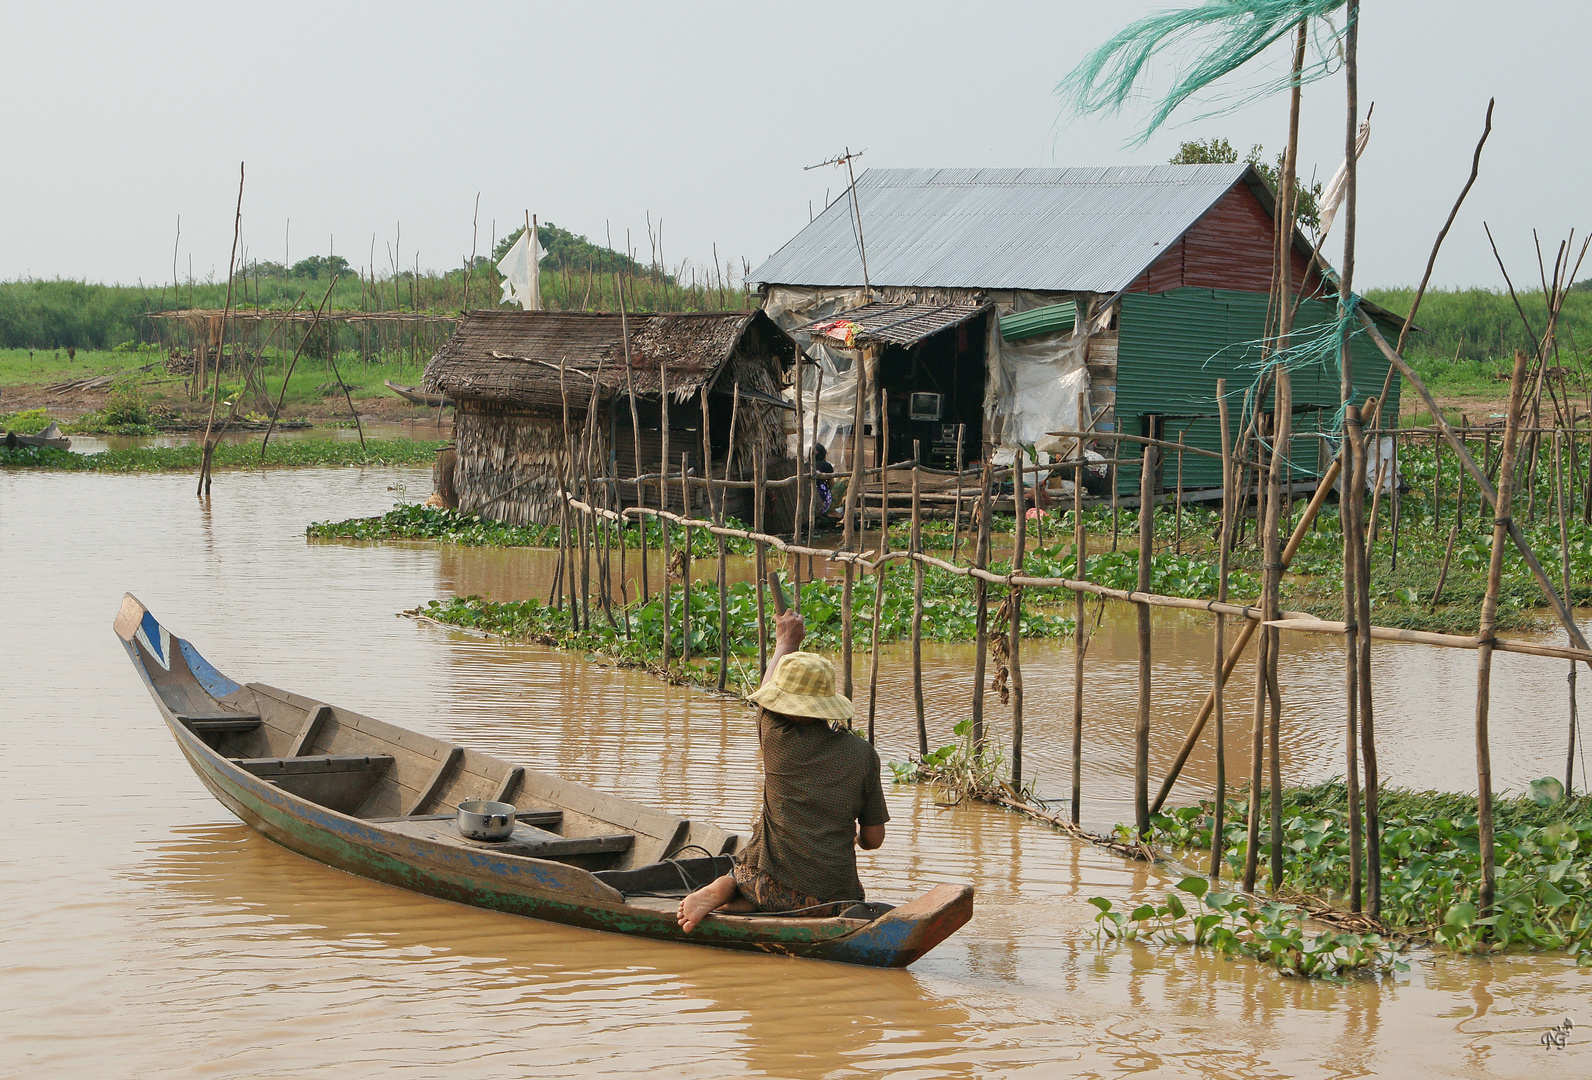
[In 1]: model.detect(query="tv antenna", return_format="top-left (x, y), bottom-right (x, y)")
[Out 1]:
top-left (806, 146), bottom-right (870, 295)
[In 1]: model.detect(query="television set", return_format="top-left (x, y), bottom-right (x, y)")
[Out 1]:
top-left (909, 392), bottom-right (943, 421)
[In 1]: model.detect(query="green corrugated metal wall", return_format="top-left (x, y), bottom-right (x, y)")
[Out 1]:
top-left (1113, 287), bottom-right (1401, 492)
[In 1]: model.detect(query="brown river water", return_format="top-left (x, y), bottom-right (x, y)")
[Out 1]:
top-left (2, 464), bottom-right (1588, 1078)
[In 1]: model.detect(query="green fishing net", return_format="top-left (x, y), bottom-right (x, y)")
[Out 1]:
top-left (1059, 0), bottom-right (1350, 145)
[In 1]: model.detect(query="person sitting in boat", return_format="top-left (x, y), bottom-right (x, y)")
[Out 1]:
top-left (677, 611), bottom-right (888, 931)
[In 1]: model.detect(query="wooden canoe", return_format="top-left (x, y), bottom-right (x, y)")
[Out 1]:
top-left (115, 595), bottom-right (972, 967)
top-left (384, 380), bottom-right (452, 408)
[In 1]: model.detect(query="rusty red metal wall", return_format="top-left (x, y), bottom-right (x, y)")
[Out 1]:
top-left (1127, 182), bottom-right (1321, 296)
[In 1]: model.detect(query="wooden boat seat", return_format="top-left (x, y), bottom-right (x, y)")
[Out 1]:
top-left (235, 754), bottom-right (395, 778)
top-left (472, 823), bottom-right (634, 860)
top-left (179, 713), bottom-right (262, 734)
top-left (366, 809), bottom-right (564, 828)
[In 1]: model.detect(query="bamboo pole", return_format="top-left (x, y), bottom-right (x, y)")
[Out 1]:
top-left (1476, 349), bottom-right (1530, 916)
top-left (1243, 408), bottom-right (1272, 894)
top-left (1175, 431), bottom-right (1185, 554)
top-left (1556, 430), bottom-right (1580, 794)
top-left (755, 453), bottom-right (768, 678)
top-left (1211, 379), bottom-right (1235, 880)
top-left (806, 367), bottom-right (823, 570)
top-left (1135, 442), bottom-right (1156, 834)
top-left (1267, 374), bottom-right (1292, 893)
top-left (1350, 405), bottom-right (1382, 916)
top-left (1072, 395), bottom-right (1088, 826)
top-left (1150, 452), bottom-right (1346, 813)
top-left (793, 345), bottom-right (806, 548)
top-left (951, 424), bottom-right (966, 563)
top-left (865, 404), bottom-right (890, 745)
top-left (660, 357), bottom-right (672, 669)
top-left (971, 458), bottom-right (993, 750)
top-left (840, 350), bottom-right (868, 698)
top-left (681, 451), bottom-right (692, 663)
top-left (911, 445), bottom-right (927, 756)
top-left (1344, 402), bottom-right (1364, 914)
top-left (707, 390), bottom-right (729, 691)
top-left (556, 359), bottom-right (574, 621)
top-left (1010, 449), bottom-right (1028, 786)
top-left (618, 274), bottom-right (648, 603)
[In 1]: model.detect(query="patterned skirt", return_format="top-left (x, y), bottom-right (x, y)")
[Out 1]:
top-left (731, 861), bottom-right (851, 918)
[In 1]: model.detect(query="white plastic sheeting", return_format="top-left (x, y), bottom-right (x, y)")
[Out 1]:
top-left (762, 284), bottom-right (1096, 466)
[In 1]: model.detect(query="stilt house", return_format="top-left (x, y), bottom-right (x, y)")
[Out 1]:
top-left (749, 165), bottom-right (1406, 489)
top-left (422, 310), bottom-right (797, 526)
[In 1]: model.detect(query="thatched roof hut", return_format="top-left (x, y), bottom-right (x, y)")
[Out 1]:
top-left (422, 310), bottom-right (796, 527)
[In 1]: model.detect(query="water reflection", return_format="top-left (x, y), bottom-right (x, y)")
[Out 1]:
top-left (2, 465), bottom-right (1589, 1078)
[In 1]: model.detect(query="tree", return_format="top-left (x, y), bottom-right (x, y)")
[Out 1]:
top-left (289, 254), bottom-right (353, 280)
top-left (1171, 138), bottom-right (1323, 233)
top-left (491, 223), bottom-right (654, 279)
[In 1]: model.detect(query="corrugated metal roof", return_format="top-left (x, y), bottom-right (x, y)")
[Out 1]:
top-left (791, 300), bottom-right (990, 347)
top-left (749, 165), bottom-right (1251, 294)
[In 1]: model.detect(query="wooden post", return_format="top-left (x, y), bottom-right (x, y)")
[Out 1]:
top-left (659, 358), bottom-right (672, 670)
top-left (793, 345), bottom-right (806, 547)
top-left (618, 275), bottom-right (648, 603)
top-left (1243, 407), bottom-right (1271, 894)
top-left (865, 410), bottom-right (891, 745)
top-left (1433, 430), bottom-right (1444, 537)
top-left (681, 451), bottom-right (692, 663)
top-left (1010, 449), bottom-right (1028, 788)
top-left (1351, 410), bottom-right (1381, 915)
top-left (806, 367), bottom-right (823, 564)
top-left (1175, 431), bottom-right (1185, 555)
top-left (971, 458), bottom-right (993, 750)
top-left (1072, 394), bottom-right (1088, 826)
top-left (840, 349), bottom-right (868, 698)
top-left (755, 453), bottom-right (768, 678)
top-left (1210, 379), bottom-right (1235, 880)
top-left (1135, 441), bottom-right (1156, 835)
top-left (1556, 429), bottom-right (1580, 794)
top-left (951, 424), bottom-right (966, 563)
top-left (1267, 372), bottom-right (1292, 893)
top-left (911, 445), bottom-right (927, 756)
top-left (1343, 403), bottom-right (1364, 913)
top-left (1476, 350), bottom-right (1530, 916)
top-left (557, 359), bottom-right (574, 622)
top-left (1111, 452), bottom-right (1120, 552)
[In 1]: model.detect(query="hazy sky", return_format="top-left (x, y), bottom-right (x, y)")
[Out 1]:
top-left (3, 2), bottom-right (1585, 293)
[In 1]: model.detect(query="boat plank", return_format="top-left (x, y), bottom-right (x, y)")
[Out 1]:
top-left (286, 704), bottom-right (331, 757)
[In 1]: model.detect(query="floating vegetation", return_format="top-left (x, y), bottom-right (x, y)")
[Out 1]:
top-left (413, 563), bottom-right (1074, 697)
top-left (0, 438), bottom-right (445, 472)
top-left (1102, 781), bottom-right (1592, 970)
top-left (1089, 875), bottom-right (1407, 979)
top-left (311, 503), bottom-right (757, 558)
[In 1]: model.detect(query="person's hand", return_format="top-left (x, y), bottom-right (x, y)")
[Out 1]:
top-left (773, 609), bottom-right (806, 652)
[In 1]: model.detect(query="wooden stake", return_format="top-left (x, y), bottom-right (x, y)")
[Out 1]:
top-left (1211, 378), bottom-right (1235, 879)
top-left (1267, 373), bottom-right (1292, 892)
top-left (1175, 431), bottom-right (1185, 554)
top-left (1556, 429), bottom-right (1580, 794)
top-left (618, 273), bottom-right (648, 603)
top-left (681, 451), bottom-right (692, 663)
top-left (1072, 394), bottom-right (1088, 826)
top-left (951, 423), bottom-right (966, 563)
top-left (840, 348), bottom-right (868, 698)
top-left (1135, 441), bottom-right (1156, 835)
top-left (1344, 403), bottom-right (1364, 913)
top-left (1243, 408), bottom-right (1271, 893)
top-left (755, 452), bottom-right (768, 678)
top-left (971, 458), bottom-right (993, 750)
top-left (1476, 349), bottom-right (1530, 916)
top-left (1351, 407), bottom-right (1382, 916)
top-left (911, 445), bottom-right (927, 756)
top-left (660, 356), bottom-right (672, 670)
top-left (1011, 449), bottom-right (1028, 788)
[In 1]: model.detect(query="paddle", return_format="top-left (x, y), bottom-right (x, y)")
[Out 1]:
top-left (768, 570), bottom-right (790, 615)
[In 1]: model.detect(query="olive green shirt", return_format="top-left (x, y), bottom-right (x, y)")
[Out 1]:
top-left (737, 708), bottom-right (891, 902)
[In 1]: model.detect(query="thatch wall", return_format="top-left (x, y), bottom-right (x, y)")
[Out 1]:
top-left (454, 401), bottom-right (610, 525)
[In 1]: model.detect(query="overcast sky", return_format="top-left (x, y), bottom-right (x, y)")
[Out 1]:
top-left (3, 2), bottom-right (1584, 293)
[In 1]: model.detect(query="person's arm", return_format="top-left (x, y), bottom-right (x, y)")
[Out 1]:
top-left (856, 824), bottom-right (886, 849)
top-left (761, 609), bottom-right (805, 688)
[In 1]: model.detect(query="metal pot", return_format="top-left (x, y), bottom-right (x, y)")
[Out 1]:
top-left (457, 799), bottom-right (516, 841)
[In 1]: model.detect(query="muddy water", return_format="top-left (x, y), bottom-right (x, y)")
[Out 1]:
top-left (2, 467), bottom-right (1588, 1078)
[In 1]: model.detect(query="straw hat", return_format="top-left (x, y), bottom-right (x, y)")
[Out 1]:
top-left (746, 651), bottom-right (855, 722)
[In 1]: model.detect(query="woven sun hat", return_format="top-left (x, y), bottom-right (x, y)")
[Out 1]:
top-left (746, 651), bottom-right (855, 722)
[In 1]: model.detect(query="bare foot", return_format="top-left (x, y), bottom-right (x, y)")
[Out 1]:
top-left (676, 874), bottom-right (738, 933)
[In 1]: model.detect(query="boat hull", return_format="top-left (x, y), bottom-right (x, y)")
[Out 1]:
top-left (118, 595), bottom-right (972, 967)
